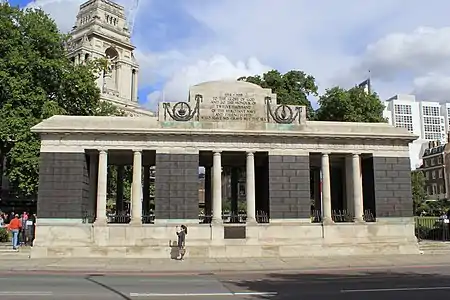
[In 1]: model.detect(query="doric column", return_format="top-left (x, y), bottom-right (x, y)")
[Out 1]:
top-left (321, 153), bottom-right (333, 224)
top-left (352, 153), bottom-right (364, 222)
top-left (132, 70), bottom-right (139, 102)
top-left (116, 165), bottom-right (124, 214)
top-left (130, 150), bottom-right (142, 224)
top-left (212, 151), bottom-right (222, 223)
top-left (246, 151), bottom-right (256, 223)
top-left (95, 149), bottom-right (108, 224)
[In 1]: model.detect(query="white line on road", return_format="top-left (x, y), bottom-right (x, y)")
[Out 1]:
top-left (0, 291), bottom-right (53, 296)
top-left (130, 291), bottom-right (278, 297)
top-left (341, 286), bottom-right (450, 293)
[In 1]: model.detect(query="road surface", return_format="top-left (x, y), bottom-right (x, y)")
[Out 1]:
top-left (1, 265), bottom-right (450, 299)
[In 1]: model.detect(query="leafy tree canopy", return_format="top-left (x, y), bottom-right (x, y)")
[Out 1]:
top-left (0, 4), bottom-right (122, 198)
top-left (411, 170), bottom-right (427, 215)
top-left (315, 86), bottom-right (387, 122)
top-left (238, 70), bottom-right (318, 119)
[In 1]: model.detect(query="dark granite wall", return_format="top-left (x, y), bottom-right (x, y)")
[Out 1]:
top-left (268, 155), bottom-right (310, 218)
top-left (38, 152), bottom-right (89, 219)
top-left (154, 153), bottom-right (199, 219)
top-left (373, 156), bottom-right (413, 217)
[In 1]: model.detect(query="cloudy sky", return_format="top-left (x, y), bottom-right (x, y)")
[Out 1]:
top-left (10, 0), bottom-right (450, 109)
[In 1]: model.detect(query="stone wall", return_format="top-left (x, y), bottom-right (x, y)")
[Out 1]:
top-left (37, 152), bottom-right (89, 219)
top-left (268, 155), bottom-right (310, 218)
top-left (373, 157), bottom-right (413, 217)
top-left (155, 153), bottom-right (199, 219)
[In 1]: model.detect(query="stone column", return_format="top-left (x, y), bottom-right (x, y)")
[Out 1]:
top-left (116, 165), bottom-right (124, 214)
top-left (95, 150), bottom-right (108, 224)
top-left (133, 70), bottom-right (139, 102)
top-left (321, 153), bottom-right (333, 224)
top-left (352, 153), bottom-right (364, 222)
top-left (130, 150), bottom-right (142, 225)
top-left (246, 151), bottom-right (256, 223)
top-left (212, 151), bottom-right (222, 223)
top-left (89, 153), bottom-right (98, 216)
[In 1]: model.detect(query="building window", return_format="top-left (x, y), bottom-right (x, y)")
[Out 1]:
top-left (425, 171), bottom-right (429, 180)
top-left (439, 169), bottom-right (443, 178)
top-left (432, 158), bottom-right (436, 166)
top-left (438, 156), bottom-right (443, 164)
top-left (394, 104), bottom-right (413, 132)
top-left (440, 185), bottom-right (445, 194)
top-left (425, 160), bottom-right (429, 167)
top-left (432, 170), bottom-right (436, 179)
top-left (433, 184), bottom-right (437, 194)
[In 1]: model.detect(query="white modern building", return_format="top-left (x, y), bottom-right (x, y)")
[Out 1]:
top-left (384, 94), bottom-right (450, 169)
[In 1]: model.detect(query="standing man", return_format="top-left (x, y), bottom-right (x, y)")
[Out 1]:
top-left (7, 214), bottom-right (21, 250)
top-left (20, 212), bottom-right (28, 245)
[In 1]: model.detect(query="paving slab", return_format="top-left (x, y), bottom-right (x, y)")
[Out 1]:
top-left (0, 254), bottom-right (449, 274)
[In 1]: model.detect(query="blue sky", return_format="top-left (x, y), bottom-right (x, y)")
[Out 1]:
top-left (13, 0), bottom-right (450, 108)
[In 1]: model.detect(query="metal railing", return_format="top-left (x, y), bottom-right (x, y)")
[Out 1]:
top-left (311, 209), bottom-right (376, 223)
top-left (199, 211), bottom-right (270, 224)
top-left (415, 216), bottom-right (450, 241)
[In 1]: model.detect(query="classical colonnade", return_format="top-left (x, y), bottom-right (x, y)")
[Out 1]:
top-left (91, 149), bottom-right (365, 224)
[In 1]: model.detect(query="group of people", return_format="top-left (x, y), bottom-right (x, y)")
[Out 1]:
top-left (1, 211), bottom-right (35, 250)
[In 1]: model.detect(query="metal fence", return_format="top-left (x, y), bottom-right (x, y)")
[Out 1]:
top-left (415, 216), bottom-right (450, 241)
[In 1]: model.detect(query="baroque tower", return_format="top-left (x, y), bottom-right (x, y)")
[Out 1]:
top-left (67, 0), bottom-right (152, 116)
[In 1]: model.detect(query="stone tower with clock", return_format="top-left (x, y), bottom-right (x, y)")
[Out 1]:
top-left (67, 0), bottom-right (152, 116)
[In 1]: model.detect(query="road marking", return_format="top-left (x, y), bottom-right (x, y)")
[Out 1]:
top-left (130, 291), bottom-right (278, 297)
top-left (341, 286), bottom-right (450, 293)
top-left (0, 291), bottom-right (53, 296)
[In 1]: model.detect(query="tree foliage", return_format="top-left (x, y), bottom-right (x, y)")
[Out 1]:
top-left (238, 70), bottom-right (318, 119)
top-left (411, 171), bottom-right (427, 215)
top-left (315, 86), bottom-right (387, 122)
top-left (0, 5), bottom-right (122, 198)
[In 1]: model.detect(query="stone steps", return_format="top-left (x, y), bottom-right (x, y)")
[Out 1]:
top-left (418, 242), bottom-right (450, 254)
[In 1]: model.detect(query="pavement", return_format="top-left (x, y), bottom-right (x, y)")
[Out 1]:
top-left (0, 252), bottom-right (449, 275)
top-left (1, 265), bottom-right (450, 299)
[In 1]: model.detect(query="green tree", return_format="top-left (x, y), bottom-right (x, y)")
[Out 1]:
top-left (315, 86), bottom-right (386, 122)
top-left (0, 5), bottom-right (122, 198)
top-left (238, 70), bottom-right (318, 119)
top-left (411, 171), bottom-right (427, 215)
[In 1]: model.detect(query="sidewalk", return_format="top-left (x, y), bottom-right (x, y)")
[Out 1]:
top-left (0, 253), bottom-right (449, 274)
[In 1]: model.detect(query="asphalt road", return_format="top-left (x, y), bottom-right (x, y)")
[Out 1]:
top-left (1, 265), bottom-right (450, 299)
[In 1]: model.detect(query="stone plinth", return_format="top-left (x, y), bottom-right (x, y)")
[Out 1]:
top-left (30, 218), bottom-right (419, 259)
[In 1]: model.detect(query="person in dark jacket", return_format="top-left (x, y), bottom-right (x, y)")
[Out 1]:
top-left (176, 225), bottom-right (187, 260)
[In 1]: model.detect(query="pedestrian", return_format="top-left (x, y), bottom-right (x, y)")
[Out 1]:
top-left (7, 214), bottom-right (21, 250)
top-left (20, 213), bottom-right (28, 245)
top-left (176, 225), bottom-right (187, 260)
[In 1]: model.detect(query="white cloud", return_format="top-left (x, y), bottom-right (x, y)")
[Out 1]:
top-left (26, 0), bottom-right (450, 104)
top-left (145, 55), bottom-right (270, 108)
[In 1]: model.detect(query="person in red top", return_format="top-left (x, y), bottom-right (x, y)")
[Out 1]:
top-left (7, 214), bottom-right (21, 250)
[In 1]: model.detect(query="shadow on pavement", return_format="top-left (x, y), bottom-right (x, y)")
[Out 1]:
top-left (229, 269), bottom-right (450, 299)
top-left (86, 274), bottom-right (132, 300)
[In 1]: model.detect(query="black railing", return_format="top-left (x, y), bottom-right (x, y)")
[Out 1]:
top-left (199, 211), bottom-right (270, 224)
top-left (142, 214), bottom-right (155, 224)
top-left (310, 209), bottom-right (376, 223)
top-left (108, 213), bottom-right (130, 224)
top-left (415, 216), bottom-right (450, 241)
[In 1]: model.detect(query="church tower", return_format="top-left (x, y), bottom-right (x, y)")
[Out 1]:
top-left (67, 0), bottom-right (152, 116)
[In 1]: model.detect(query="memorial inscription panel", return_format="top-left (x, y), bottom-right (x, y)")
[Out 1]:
top-left (200, 92), bottom-right (266, 122)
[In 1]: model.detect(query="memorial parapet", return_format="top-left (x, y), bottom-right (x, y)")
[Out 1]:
top-left (157, 80), bottom-right (307, 125)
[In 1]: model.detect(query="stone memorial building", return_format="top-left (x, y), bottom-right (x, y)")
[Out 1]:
top-left (30, 80), bottom-right (419, 258)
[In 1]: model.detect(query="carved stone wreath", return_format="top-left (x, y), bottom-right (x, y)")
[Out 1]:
top-left (163, 94), bottom-right (203, 121)
top-left (265, 97), bottom-right (302, 124)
